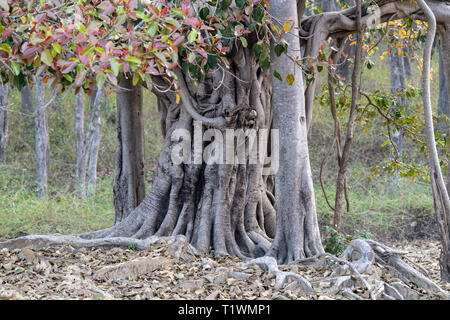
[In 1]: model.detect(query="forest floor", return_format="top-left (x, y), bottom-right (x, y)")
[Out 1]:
top-left (0, 239), bottom-right (449, 300)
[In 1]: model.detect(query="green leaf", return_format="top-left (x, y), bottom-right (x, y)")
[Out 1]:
top-left (207, 53), bottom-right (218, 69)
top-left (111, 59), bottom-right (121, 77)
top-left (199, 7), bottom-right (210, 20)
top-left (274, 44), bottom-right (285, 57)
top-left (11, 61), bottom-right (20, 76)
top-left (41, 49), bottom-right (53, 66)
top-left (253, 44), bottom-right (261, 59)
top-left (52, 42), bottom-right (61, 54)
top-left (252, 7), bottom-right (264, 22)
top-left (286, 74), bottom-right (295, 85)
top-left (188, 30), bottom-right (198, 43)
top-left (273, 70), bottom-right (282, 81)
top-left (0, 43), bottom-right (11, 53)
top-left (96, 72), bottom-right (106, 89)
top-left (125, 56), bottom-right (142, 64)
top-left (132, 72), bottom-right (140, 86)
top-left (147, 22), bottom-right (158, 37)
top-left (235, 0), bottom-right (246, 9)
top-left (77, 23), bottom-right (86, 35)
top-left (239, 37), bottom-right (247, 48)
top-left (261, 58), bottom-right (270, 70)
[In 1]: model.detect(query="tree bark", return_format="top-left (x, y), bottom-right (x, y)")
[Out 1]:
top-left (75, 89), bottom-right (103, 197)
top-left (438, 44), bottom-right (448, 133)
top-left (268, 0), bottom-right (323, 263)
top-left (34, 77), bottom-right (50, 198)
top-left (87, 90), bottom-right (104, 198)
top-left (21, 84), bottom-right (33, 115)
top-left (113, 76), bottom-right (145, 224)
top-left (0, 83), bottom-right (9, 164)
top-left (388, 48), bottom-right (408, 187)
top-left (75, 91), bottom-right (88, 196)
top-left (420, 5), bottom-right (450, 282)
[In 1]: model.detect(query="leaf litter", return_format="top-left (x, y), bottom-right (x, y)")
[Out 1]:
top-left (0, 239), bottom-right (448, 300)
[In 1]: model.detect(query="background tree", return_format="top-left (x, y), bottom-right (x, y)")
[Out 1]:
top-left (75, 88), bottom-right (104, 197)
top-left (0, 83), bottom-right (9, 164)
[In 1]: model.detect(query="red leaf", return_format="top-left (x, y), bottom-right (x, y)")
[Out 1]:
top-left (196, 48), bottom-right (208, 58)
top-left (184, 17), bottom-right (201, 27)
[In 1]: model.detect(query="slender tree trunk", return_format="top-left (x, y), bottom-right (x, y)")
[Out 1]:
top-left (75, 91), bottom-right (88, 196)
top-left (268, 0), bottom-right (323, 263)
top-left (113, 76), bottom-right (145, 224)
top-left (438, 44), bottom-right (449, 135)
top-left (438, 26), bottom-right (450, 197)
top-left (75, 88), bottom-right (104, 197)
top-left (34, 77), bottom-right (50, 198)
top-left (87, 90), bottom-right (104, 198)
top-left (21, 85), bottom-right (33, 115)
top-left (388, 49), bottom-right (408, 188)
top-left (0, 83), bottom-right (9, 164)
top-left (423, 7), bottom-right (450, 281)
top-left (333, 0), bottom-right (363, 232)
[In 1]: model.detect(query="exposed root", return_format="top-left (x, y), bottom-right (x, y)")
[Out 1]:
top-left (0, 234), bottom-right (198, 262)
top-left (292, 239), bottom-right (449, 300)
top-left (240, 256), bottom-right (315, 295)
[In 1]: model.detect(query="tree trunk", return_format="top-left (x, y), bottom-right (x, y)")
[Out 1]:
top-left (34, 77), bottom-right (50, 198)
top-left (81, 21), bottom-right (320, 262)
top-left (426, 15), bottom-right (450, 282)
top-left (388, 48), bottom-right (408, 188)
top-left (113, 76), bottom-right (145, 224)
top-left (0, 83), bottom-right (9, 164)
top-left (268, 0), bottom-right (323, 263)
top-left (438, 44), bottom-right (449, 136)
top-left (75, 91), bottom-right (88, 196)
top-left (87, 90), bottom-right (104, 198)
top-left (21, 85), bottom-right (33, 115)
top-left (75, 89), bottom-right (104, 197)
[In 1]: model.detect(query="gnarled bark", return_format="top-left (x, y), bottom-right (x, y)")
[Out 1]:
top-left (113, 76), bottom-right (145, 224)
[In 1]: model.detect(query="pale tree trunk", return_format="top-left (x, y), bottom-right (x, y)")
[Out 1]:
top-left (268, 0), bottom-right (323, 262)
top-left (0, 83), bottom-right (9, 164)
top-left (438, 44), bottom-right (448, 135)
top-left (75, 88), bottom-right (104, 197)
top-left (87, 90), bottom-right (104, 198)
top-left (21, 85), bottom-right (33, 115)
top-left (75, 91), bottom-right (88, 196)
top-left (422, 4), bottom-right (450, 281)
top-left (34, 77), bottom-right (50, 198)
top-left (438, 27), bottom-right (450, 196)
top-left (113, 77), bottom-right (145, 224)
top-left (388, 49), bottom-right (408, 187)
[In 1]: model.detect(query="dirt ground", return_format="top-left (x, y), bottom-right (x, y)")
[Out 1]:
top-left (0, 239), bottom-right (449, 300)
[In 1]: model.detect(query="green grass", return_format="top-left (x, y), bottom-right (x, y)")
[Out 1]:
top-left (0, 85), bottom-right (162, 238)
top-left (0, 167), bottom-right (114, 238)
